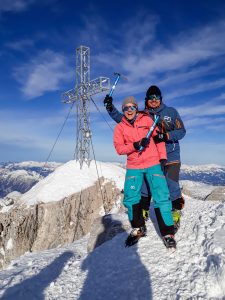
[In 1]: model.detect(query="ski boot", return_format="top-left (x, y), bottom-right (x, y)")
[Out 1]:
top-left (172, 209), bottom-right (181, 234)
top-left (125, 226), bottom-right (147, 247)
top-left (142, 209), bottom-right (149, 221)
top-left (162, 235), bottom-right (176, 249)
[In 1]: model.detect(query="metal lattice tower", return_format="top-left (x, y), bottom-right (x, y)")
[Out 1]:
top-left (62, 46), bottom-right (110, 168)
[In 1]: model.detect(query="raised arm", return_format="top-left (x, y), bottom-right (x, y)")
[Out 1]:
top-left (104, 95), bottom-right (123, 124)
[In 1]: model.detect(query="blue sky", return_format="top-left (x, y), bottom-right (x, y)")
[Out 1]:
top-left (0, 0), bottom-right (225, 165)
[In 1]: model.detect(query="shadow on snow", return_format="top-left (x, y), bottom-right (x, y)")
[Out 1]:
top-left (79, 215), bottom-right (152, 300)
top-left (1, 251), bottom-right (74, 300)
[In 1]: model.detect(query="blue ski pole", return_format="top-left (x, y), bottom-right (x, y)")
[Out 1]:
top-left (139, 115), bottom-right (160, 151)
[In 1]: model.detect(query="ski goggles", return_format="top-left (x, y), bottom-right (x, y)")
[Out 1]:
top-left (148, 94), bottom-right (161, 100)
top-left (122, 105), bottom-right (137, 112)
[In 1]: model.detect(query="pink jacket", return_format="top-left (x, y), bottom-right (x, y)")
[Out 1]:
top-left (114, 112), bottom-right (167, 169)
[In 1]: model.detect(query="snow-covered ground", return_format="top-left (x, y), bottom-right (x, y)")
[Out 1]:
top-left (1, 161), bottom-right (225, 299)
top-left (0, 195), bottom-right (225, 299)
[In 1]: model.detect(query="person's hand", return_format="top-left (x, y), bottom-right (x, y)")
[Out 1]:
top-left (159, 159), bottom-right (167, 173)
top-left (153, 131), bottom-right (168, 144)
top-left (103, 95), bottom-right (113, 112)
top-left (133, 137), bottom-right (150, 150)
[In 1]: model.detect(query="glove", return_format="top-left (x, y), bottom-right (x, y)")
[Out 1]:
top-left (159, 159), bottom-right (167, 173)
top-left (103, 95), bottom-right (113, 112)
top-left (133, 137), bottom-right (150, 151)
top-left (153, 131), bottom-right (168, 144)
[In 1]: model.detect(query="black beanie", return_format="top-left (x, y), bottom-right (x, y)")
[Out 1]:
top-left (146, 85), bottom-right (161, 98)
top-left (145, 85), bottom-right (162, 108)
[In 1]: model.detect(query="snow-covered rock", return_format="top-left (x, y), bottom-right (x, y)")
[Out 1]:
top-left (181, 180), bottom-right (216, 200)
top-left (0, 161), bottom-right (125, 269)
top-left (19, 160), bottom-right (125, 205)
top-left (205, 186), bottom-right (225, 201)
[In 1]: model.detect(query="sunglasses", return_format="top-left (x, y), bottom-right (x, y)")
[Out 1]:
top-left (148, 95), bottom-right (161, 100)
top-left (123, 105), bottom-right (137, 112)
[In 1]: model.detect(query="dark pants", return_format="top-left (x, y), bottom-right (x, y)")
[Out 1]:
top-left (140, 162), bottom-right (184, 210)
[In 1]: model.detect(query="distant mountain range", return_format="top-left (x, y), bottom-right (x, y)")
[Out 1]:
top-left (180, 164), bottom-right (225, 186)
top-left (0, 161), bottom-right (62, 198)
top-left (0, 161), bottom-right (224, 198)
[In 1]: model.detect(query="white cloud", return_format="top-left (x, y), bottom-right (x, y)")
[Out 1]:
top-left (14, 50), bottom-right (73, 99)
top-left (5, 39), bottom-right (35, 51)
top-left (183, 116), bottom-right (225, 131)
top-left (93, 18), bottom-right (225, 99)
top-left (179, 101), bottom-right (225, 118)
top-left (0, 108), bottom-right (76, 160)
top-left (0, 0), bottom-right (34, 12)
top-left (167, 78), bottom-right (225, 101)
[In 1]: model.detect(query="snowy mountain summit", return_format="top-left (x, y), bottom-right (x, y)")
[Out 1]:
top-left (0, 161), bottom-right (225, 299)
top-left (20, 160), bottom-right (125, 205)
top-left (1, 161), bottom-right (225, 201)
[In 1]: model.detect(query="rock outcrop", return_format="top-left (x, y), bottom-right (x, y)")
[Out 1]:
top-left (181, 180), bottom-right (215, 200)
top-left (0, 179), bottom-right (121, 269)
top-left (205, 186), bottom-right (225, 202)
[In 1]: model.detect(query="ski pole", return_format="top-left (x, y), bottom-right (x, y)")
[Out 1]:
top-left (139, 115), bottom-right (160, 151)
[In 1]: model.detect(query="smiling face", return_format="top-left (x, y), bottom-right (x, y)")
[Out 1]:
top-left (147, 99), bottom-right (161, 109)
top-left (146, 95), bottom-right (161, 109)
top-left (123, 103), bottom-right (138, 120)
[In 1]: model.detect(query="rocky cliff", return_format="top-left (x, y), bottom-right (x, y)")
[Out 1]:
top-left (0, 179), bottom-right (122, 269)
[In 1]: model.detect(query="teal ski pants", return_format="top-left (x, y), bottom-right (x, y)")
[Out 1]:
top-left (123, 164), bottom-right (173, 227)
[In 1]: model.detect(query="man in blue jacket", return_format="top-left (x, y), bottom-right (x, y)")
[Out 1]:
top-left (104, 85), bottom-right (186, 231)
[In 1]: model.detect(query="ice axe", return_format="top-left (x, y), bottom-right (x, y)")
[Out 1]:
top-left (139, 115), bottom-right (160, 151)
top-left (104, 73), bottom-right (127, 106)
top-left (108, 72), bottom-right (121, 97)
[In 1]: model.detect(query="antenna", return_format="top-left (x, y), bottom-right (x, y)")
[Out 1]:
top-left (61, 46), bottom-right (110, 168)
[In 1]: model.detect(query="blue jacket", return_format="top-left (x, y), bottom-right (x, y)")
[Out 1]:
top-left (108, 102), bottom-right (186, 163)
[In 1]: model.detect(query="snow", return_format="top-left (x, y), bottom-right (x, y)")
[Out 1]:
top-left (20, 160), bottom-right (125, 205)
top-left (6, 161), bottom-right (62, 169)
top-left (1, 161), bottom-right (225, 299)
top-left (6, 239), bottom-right (13, 251)
top-left (0, 196), bottom-right (225, 299)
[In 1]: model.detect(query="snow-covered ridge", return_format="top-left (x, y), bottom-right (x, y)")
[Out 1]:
top-left (1, 161), bottom-right (225, 201)
top-left (21, 160), bottom-right (125, 205)
top-left (0, 161), bottom-right (61, 168)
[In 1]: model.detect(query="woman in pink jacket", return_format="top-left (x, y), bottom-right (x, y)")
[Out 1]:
top-left (114, 96), bottom-right (175, 248)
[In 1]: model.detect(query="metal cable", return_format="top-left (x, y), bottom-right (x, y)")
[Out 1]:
top-left (90, 96), bottom-right (114, 132)
top-left (39, 102), bottom-right (75, 178)
top-left (90, 137), bottom-right (110, 210)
